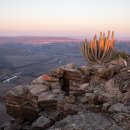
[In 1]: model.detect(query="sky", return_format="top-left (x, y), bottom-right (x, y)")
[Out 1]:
top-left (0, 0), bottom-right (130, 39)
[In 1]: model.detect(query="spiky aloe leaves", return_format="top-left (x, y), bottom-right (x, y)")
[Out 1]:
top-left (80, 31), bottom-right (115, 64)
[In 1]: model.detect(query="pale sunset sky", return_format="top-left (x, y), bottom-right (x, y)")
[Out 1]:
top-left (0, 0), bottom-right (130, 39)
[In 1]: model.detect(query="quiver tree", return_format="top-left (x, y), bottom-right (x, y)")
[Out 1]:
top-left (80, 31), bottom-right (115, 64)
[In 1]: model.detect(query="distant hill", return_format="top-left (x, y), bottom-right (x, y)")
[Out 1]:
top-left (0, 36), bottom-right (82, 44)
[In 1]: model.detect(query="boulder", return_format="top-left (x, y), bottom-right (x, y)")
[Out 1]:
top-left (104, 79), bottom-right (123, 102)
top-left (0, 122), bottom-right (12, 130)
top-left (27, 84), bottom-right (49, 108)
top-left (49, 81), bottom-right (61, 90)
top-left (32, 116), bottom-right (51, 130)
top-left (113, 113), bottom-right (130, 124)
top-left (38, 92), bottom-right (57, 110)
top-left (123, 90), bottom-right (130, 106)
top-left (63, 103), bottom-right (84, 115)
top-left (97, 93), bottom-right (116, 103)
top-left (78, 83), bottom-right (93, 93)
top-left (38, 110), bottom-right (63, 122)
top-left (92, 64), bottom-right (110, 79)
top-left (110, 56), bottom-right (127, 67)
top-left (63, 69), bottom-right (84, 79)
top-left (6, 103), bottom-right (38, 121)
top-left (70, 80), bottom-right (84, 88)
top-left (89, 75), bottom-right (106, 87)
top-left (69, 80), bottom-right (85, 92)
top-left (5, 85), bottom-right (39, 121)
top-left (69, 90), bottom-right (85, 96)
top-left (112, 112), bottom-right (130, 130)
top-left (107, 57), bottom-right (127, 76)
top-left (31, 74), bottom-right (59, 86)
top-left (109, 103), bottom-right (130, 113)
top-left (81, 93), bottom-right (97, 104)
top-left (78, 65), bottom-right (92, 75)
top-left (65, 95), bottom-right (75, 104)
top-left (5, 85), bottom-right (29, 105)
top-left (31, 75), bottom-right (46, 84)
top-left (38, 90), bottom-right (65, 111)
top-left (51, 88), bottom-right (64, 94)
top-left (112, 71), bottom-right (130, 93)
top-left (28, 85), bottom-right (49, 95)
top-left (69, 80), bottom-right (90, 96)
top-left (50, 67), bottom-right (64, 78)
top-left (102, 102), bottom-right (111, 112)
top-left (64, 63), bottom-right (76, 69)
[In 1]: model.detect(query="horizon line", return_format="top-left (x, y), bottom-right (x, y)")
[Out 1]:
top-left (0, 35), bottom-right (130, 40)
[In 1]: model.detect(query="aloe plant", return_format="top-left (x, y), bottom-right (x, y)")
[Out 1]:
top-left (80, 31), bottom-right (115, 64)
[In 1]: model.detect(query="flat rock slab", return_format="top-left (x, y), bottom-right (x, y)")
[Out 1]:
top-left (28, 84), bottom-right (49, 96)
top-left (47, 112), bottom-right (123, 130)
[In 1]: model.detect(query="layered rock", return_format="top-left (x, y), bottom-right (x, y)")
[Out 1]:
top-left (3, 62), bottom-right (130, 130)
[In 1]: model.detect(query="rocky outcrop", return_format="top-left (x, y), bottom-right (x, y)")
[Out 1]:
top-left (2, 61), bottom-right (130, 130)
top-left (47, 112), bottom-right (124, 130)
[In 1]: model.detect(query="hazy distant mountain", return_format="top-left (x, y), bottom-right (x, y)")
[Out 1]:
top-left (0, 36), bottom-right (81, 44)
